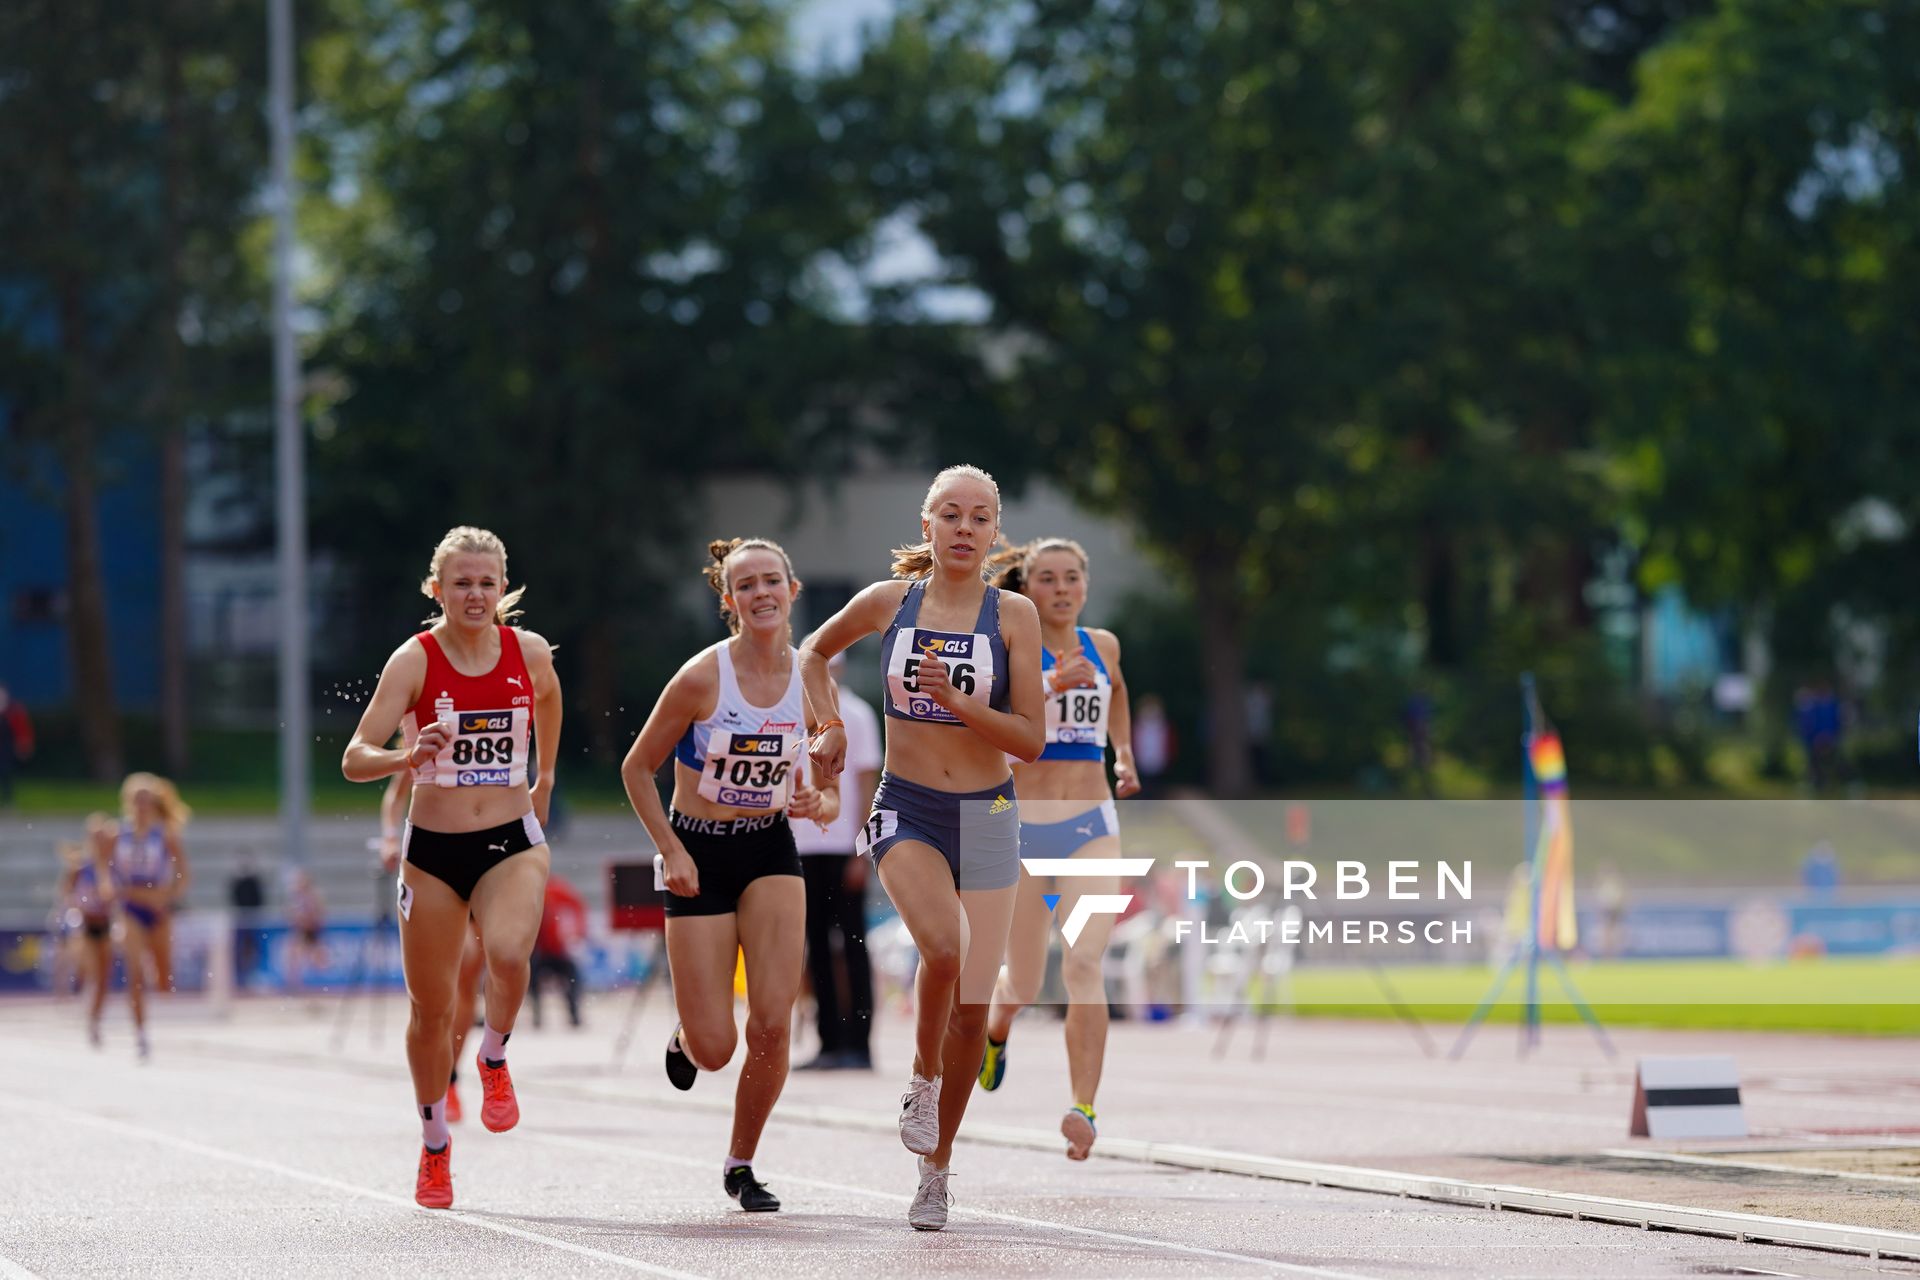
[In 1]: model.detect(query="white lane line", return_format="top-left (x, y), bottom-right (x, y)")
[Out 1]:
top-left (0, 1254), bottom-right (46, 1280)
top-left (0, 1095), bottom-right (710, 1280)
top-left (542, 1081), bottom-right (1920, 1263)
top-left (135, 1037), bottom-right (1919, 1269)
top-left (1598, 1147), bottom-right (1920, 1186)
top-left (34, 1041), bottom-right (1372, 1279)
top-left (524, 1128), bottom-right (1377, 1280)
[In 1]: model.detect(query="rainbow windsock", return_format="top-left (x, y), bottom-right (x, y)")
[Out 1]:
top-left (1529, 731), bottom-right (1577, 950)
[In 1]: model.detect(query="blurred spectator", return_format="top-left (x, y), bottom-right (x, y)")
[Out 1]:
top-left (1245, 682), bottom-right (1273, 787)
top-left (797, 663), bottom-right (882, 1071)
top-left (1793, 681), bottom-right (1844, 791)
top-left (285, 869), bottom-right (326, 993)
top-left (229, 856), bottom-right (267, 987)
top-left (1801, 840), bottom-right (1840, 895)
top-left (0, 683), bottom-right (35, 807)
top-left (1133, 695), bottom-right (1175, 795)
top-left (531, 873), bottom-right (587, 1028)
top-left (1402, 689), bottom-right (1435, 796)
top-left (1596, 863), bottom-right (1628, 959)
top-left (542, 777), bottom-right (569, 842)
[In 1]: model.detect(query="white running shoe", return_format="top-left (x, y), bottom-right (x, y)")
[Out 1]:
top-left (898, 1073), bottom-right (941, 1155)
top-left (909, 1157), bottom-right (952, 1231)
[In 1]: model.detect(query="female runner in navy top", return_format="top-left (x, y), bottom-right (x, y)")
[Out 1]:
top-left (800, 464), bottom-right (1045, 1231)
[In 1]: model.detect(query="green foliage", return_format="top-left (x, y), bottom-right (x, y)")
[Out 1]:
top-left (303, 0), bottom-right (906, 750)
top-left (11, 0), bottom-right (1920, 796)
top-left (1579, 0), bottom-right (1920, 709)
top-left (823, 0), bottom-right (1647, 788)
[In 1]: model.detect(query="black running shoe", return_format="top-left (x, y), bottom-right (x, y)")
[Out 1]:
top-left (724, 1165), bottom-right (780, 1212)
top-left (665, 1023), bottom-right (698, 1091)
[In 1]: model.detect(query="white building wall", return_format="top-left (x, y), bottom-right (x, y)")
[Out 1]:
top-left (694, 469), bottom-right (1161, 630)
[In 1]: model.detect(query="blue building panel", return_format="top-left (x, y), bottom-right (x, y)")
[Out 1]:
top-left (0, 427), bottom-right (162, 711)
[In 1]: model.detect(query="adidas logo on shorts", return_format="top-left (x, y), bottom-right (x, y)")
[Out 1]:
top-left (988, 794), bottom-right (1012, 815)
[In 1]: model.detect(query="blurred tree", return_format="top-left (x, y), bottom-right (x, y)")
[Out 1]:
top-left (306, 0), bottom-right (900, 756)
top-left (0, 0), bottom-right (266, 780)
top-left (0, 0), bottom-right (140, 779)
top-left (829, 0), bottom-right (1618, 792)
top-left (150, 0), bottom-right (271, 774)
top-left (1580, 0), bottom-right (1920, 702)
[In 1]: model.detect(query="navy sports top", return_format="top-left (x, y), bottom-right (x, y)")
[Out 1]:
top-left (879, 581), bottom-right (1011, 725)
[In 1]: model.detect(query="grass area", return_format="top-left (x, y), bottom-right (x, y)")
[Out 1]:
top-left (1283, 957), bottom-right (1920, 1036)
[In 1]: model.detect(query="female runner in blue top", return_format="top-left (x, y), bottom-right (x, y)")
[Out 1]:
top-left (978, 538), bottom-right (1139, 1160)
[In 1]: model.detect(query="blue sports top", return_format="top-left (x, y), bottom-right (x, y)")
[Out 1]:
top-left (1038, 627), bottom-right (1111, 761)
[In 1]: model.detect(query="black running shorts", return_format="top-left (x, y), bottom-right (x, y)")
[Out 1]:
top-left (403, 812), bottom-right (546, 901)
top-left (664, 810), bottom-right (802, 918)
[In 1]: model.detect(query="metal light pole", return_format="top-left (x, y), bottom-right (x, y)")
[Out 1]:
top-left (270, 0), bottom-right (309, 863)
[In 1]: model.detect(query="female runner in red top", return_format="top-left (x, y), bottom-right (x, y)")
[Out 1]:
top-left (344, 526), bottom-right (562, 1209)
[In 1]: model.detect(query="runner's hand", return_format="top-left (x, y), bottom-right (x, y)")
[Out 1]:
top-left (789, 776), bottom-right (823, 823)
top-left (406, 722), bottom-right (451, 769)
top-left (917, 652), bottom-right (962, 712)
top-left (809, 725), bottom-right (846, 786)
top-left (661, 844), bottom-right (700, 898)
top-left (1050, 651), bottom-right (1098, 690)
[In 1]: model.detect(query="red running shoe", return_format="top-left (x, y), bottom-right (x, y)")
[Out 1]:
top-left (477, 1058), bottom-right (519, 1133)
top-left (415, 1140), bottom-right (453, 1209)
top-left (445, 1081), bottom-right (463, 1124)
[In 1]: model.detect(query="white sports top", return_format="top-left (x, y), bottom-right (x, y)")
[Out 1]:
top-left (673, 643), bottom-right (807, 813)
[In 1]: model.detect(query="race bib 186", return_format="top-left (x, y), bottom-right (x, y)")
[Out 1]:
top-left (1045, 678), bottom-right (1110, 748)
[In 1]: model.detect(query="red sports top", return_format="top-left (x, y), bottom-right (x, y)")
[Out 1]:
top-left (402, 626), bottom-right (534, 789)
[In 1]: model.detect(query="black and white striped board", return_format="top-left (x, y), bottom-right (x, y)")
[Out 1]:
top-left (1629, 1055), bottom-right (1746, 1139)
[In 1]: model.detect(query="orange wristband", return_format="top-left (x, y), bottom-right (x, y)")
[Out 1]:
top-left (810, 719), bottom-right (844, 738)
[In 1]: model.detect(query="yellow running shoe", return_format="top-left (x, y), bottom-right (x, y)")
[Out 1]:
top-left (978, 1035), bottom-right (1007, 1091)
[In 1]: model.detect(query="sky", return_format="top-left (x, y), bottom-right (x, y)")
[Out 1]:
top-left (790, 0), bottom-right (897, 70)
top-left (788, 0), bottom-right (990, 322)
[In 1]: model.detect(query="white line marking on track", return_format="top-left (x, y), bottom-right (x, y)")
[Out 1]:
top-left (1598, 1147), bottom-right (1920, 1186)
top-left (527, 1128), bottom-right (1378, 1280)
top-left (33, 1040), bottom-right (1372, 1278)
top-left (0, 1254), bottom-right (46, 1280)
top-left (0, 1095), bottom-right (712, 1280)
